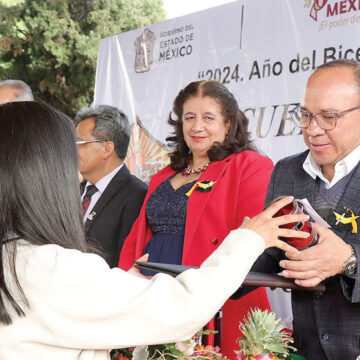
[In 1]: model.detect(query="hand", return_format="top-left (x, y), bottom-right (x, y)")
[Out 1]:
top-left (128, 254), bottom-right (151, 279)
top-left (242, 196), bottom-right (310, 253)
top-left (280, 223), bottom-right (352, 287)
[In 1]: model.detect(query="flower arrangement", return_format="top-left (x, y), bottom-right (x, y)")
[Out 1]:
top-left (112, 331), bottom-right (227, 360)
top-left (112, 310), bottom-right (307, 360)
top-left (235, 308), bottom-right (305, 360)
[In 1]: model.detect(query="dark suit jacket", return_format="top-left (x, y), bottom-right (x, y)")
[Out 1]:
top-left (82, 165), bottom-right (147, 268)
top-left (243, 150), bottom-right (360, 360)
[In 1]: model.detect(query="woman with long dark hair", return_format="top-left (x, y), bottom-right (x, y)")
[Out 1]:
top-left (0, 101), bottom-right (306, 359)
top-left (119, 80), bottom-right (274, 357)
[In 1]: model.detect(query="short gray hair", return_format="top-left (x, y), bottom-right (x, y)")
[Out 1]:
top-left (75, 104), bottom-right (131, 159)
top-left (316, 59), bottom-right (360, 96)
top-left (0, 79), bottom-right (34, 101)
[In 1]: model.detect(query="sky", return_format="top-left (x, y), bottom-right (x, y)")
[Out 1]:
top-left (162, 0), bottom-right (235, 20)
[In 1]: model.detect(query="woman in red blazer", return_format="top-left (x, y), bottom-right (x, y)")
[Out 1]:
top-left (119, 80), bottom-right (274, 359)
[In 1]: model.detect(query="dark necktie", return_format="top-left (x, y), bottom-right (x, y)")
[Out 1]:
top-left (82, 184), bottom-right (98, 215)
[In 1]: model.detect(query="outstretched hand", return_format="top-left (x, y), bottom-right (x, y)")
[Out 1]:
top-left (242, 196), bottom-right (310, 254)
top-left (128, 254), bottom-right (151, 279)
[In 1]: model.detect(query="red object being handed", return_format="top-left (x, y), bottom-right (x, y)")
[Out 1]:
top-left (272, 196), bottom-right (318, 251)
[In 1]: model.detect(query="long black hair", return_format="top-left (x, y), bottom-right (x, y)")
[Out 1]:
top-left (166, 80), bottom-right (257, 171)
top-left (0, 101), bottom-right (89, 324)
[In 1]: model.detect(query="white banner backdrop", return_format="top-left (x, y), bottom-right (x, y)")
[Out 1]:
top-left (94, 0), bottom-right (360, 327)
top-left (95, 0), bottom-right (360, 182)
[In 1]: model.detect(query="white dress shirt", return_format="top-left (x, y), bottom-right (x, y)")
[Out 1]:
top-left (81, 164), bottom-right (124, 222)
top-left (303, 145), bottom-right (360, 189)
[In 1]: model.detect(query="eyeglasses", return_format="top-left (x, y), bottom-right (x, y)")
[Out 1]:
top-left (76, 139), bottom-right (107, 145)
top-left (289, 104), bottom-right (360, 130)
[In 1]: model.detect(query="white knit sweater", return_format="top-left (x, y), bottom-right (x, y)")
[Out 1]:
top-left (0, 228), bottom-right (264, 360)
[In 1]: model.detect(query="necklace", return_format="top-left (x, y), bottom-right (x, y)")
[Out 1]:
top-left (181, 163), bottom-right (210, 176)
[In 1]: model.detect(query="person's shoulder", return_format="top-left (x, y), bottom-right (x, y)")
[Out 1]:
top-left (230, 150), bottom-right (274, 166)
top-left (15, 241), bottom-right (61, 260)
top-left (127, 173), bottom-right (148, 192)
top-left (29, 242), bottom-right (107, 269)
top-left (16, 241), bottom-right (84, 262)
top-left (15, 242), bottom-right (112, 297)
top-left (276, 149), bottom-right (309, 168)
top-left (119, 165), bottom-right (147, 192)
top-left (15, 242), bottom-right (104, 278)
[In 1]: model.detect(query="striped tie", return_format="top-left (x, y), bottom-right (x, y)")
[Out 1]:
top-left (82, 185), bottom-right (98, 215)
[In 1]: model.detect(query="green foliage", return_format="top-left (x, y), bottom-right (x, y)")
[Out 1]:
top-left (112, 331), bottom-right (227, 360)
top-left (0, 0), bottom-right (165, 116)
top-left (236, 308), bottom-right (296, 357)
top-left (148, 343), bottom-right (184, 360)
top-left (0, 0), bottom-right (23, 5)
top-left (112, 343), bottom-right (227, 360)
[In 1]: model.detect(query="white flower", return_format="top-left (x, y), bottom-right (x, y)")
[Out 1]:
top-left (175, 340), bottom-right (195, 357)
top-left (132, 346), bottom-right (149, 360)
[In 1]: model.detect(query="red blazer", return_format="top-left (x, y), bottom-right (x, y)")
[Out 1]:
top-left (119, 151), bottom-right (274, 358)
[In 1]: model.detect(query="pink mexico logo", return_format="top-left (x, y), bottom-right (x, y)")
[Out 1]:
top-left (309, 0), bottom-right (360, 21)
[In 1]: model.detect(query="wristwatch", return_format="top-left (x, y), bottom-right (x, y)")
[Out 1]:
top-left (342, 245), bottom-right (357, 278)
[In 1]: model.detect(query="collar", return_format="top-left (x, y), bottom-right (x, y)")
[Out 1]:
top-left (303, 145), bottom-right (360, 189)
top-left (84, 163), bottom-right (124, 195)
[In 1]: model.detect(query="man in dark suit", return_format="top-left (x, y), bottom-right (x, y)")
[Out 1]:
top-left (238, 59), bottom-right (360, 360)
top-left (76, 105), bottom-right (147, 267)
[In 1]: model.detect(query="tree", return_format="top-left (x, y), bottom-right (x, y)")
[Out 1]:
top-left (0, 0), bottom-right (165, 116)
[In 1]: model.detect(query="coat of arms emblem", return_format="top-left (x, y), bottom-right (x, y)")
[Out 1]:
top-left (305, 0), bottom-right (328, 21)
top-left (134, 28), bottom-right (156, 73)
